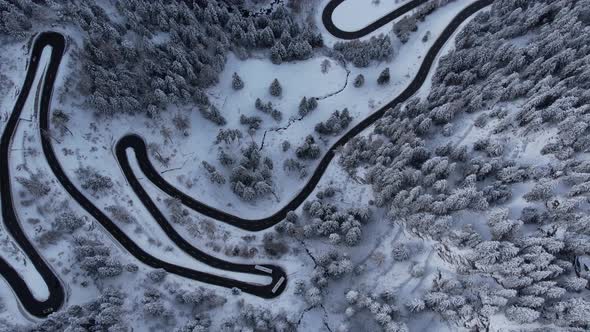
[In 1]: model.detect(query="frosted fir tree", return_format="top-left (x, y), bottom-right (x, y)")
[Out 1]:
top-left (218, 149), bottom-right (235, 167)
top-left (307, 96), bottom-right (318, 111)
top-left (505, 306), bottom-right (540, 324)
top-left (202, 161), bottom-right (226, 185)
top-left (269, 78), bottom-right (282, 97)
top-left (270, 42), bottom-right (287, 64)
top-left (287, 39), bottom-right (313, 60)
top-left (298, 97), bottom-right (309, 117)
top-left (199, 104), bottom-right (226, 126)
top-left (232, 72), bottom-right (244, 90)
top-left (321, 59), bottom-right (331, 73)
top-left (377, 67), bottom-right (391, 85)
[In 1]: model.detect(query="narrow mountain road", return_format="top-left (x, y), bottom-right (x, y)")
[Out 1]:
top-left (0, 32), bottom-right (65, 319)
top-left (0, 0), bottom-right (492, 318)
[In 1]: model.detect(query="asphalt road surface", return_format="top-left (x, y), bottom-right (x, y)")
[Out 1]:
top-left (0, 0), bottom-right (492, 318)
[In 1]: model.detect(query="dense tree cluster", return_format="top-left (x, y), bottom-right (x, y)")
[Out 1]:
top-left (164, 197), bottom-right (194, 225)
top-left (175, 286), bottom-right (226, 311)
top-left (239, 114), bottom-right (263, 132)
top-left (278, 198), bottom-right (372, 246)
top-left (8, 1), bottom-right (324, 118)
top-left (333, 34), bottom-right (393, 67)
top-left (255, 97), bottom-right (283, 121)
top-left (283, 158), bottom-right (307, 179)
top-left (0, 0), bottom-right (36, 40)
top-left (36, 207), bottom-right (87, 248)
top-left (295, 135), bottom-right (321, 160)
top-left (262, 232), bottom-right (289, 257)
top-left (73, 235), bottom-right (123, 279)
top-left (221, 301), bottom-right (297, 331)
top-left (53, 211), bottom-right (85, 233)
top-left (75, 166), bottom-right (114, 197)
top-left (298, 96), bottom-right (318, 117)
top-left (26, 288), bottom-right (128, 331)
top-left (339, 0), bottom-right (590, 328)
top-left (142, 288), bottom-right (173, 319)
top-left (302, 250), bottom-right (353, 306)
top-left (342, 289), bottom-right (408, 332)
top-left (174, 314), bottom-right (212, 332)
top-left (315, 108), bottom-right (353, 135)
top-left (229, 143), bottom-right (274, 201)
top-left (215, 128), bottom-right (243, 145)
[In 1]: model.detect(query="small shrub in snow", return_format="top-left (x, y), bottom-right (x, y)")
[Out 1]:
top-left (232, 72), bottom-right (244, 90)
top-left (377, 68), bottom-right (390, 85)
top-left (354, 74), bottom-right (365, 88)
top-left (75, 166), bottom-right (113, 197)
top-left (282, 140), bottom-right (291, 152)
top-left (148, 269), bottom-right (167, 283)
top-left (269, 78), bottom-right (282, 97)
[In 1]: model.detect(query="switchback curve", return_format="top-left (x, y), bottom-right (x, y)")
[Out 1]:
top-left (322, 0), bottom-right (430, 40)
top-left (37, 38), bottom-right (287, 303)
top-left (0, 32), bottom-right (65, 318)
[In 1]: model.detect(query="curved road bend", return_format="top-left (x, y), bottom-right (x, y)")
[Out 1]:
top-left (322, 0), bottom-right (430, 39)
top-left (34, 37), bottom-right (286, 303)
top-left (115, 0), bottom-right (493, 232)
top-left (0, 32), bottom-right (65, 318)
top-left (116, 139), bottom-right (287, 288)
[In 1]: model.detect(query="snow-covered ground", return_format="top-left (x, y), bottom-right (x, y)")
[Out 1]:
top-left (0, 0), bottom-right (506, 329)
top-left (53, 0), bottom-right (479, 224)
top-left (331, 0), bottom-right (412, 31)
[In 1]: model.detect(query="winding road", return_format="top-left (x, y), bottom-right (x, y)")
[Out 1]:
top-left (0, 32), bottom-right (65, 318)
top-left (0, 0), bottom-right (492, 318)
top-left (322, 0), bottom-right (431, 39)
